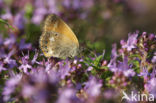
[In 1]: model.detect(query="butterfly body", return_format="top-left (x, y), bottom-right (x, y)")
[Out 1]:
top-left (39, 14), bottom-right (79, 58)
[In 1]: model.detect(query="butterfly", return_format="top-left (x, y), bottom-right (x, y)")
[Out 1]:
top-left (39, 14), bottom-right (79, 59)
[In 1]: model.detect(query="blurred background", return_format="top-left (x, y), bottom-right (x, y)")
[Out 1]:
top-left (0, 0), bottom-right (156, 56)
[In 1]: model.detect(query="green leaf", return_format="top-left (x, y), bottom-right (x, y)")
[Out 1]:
top-left (0, 18), bottom-right (8, 25)
top-left (93, 55), bottom-right (103, 67)
top-left (0, 18), bottom-right (15, 31)
top-left (100, 66), bottom-right (109, 69)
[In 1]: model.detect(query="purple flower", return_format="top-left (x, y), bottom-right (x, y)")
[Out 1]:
top-left (31, 0), bottom-right (47, 24)
top-left (3, 74), bottom-right (22, 101)
top-left (84, 76), bottom-right (102, 97)
top-left (32, 90), bottom-right (50, 103)
top-left (22, 84), bottom-right (35, 98)
top-left (122, 33), bottom-right (138, 51)
top-left (87, 66), bottom-right (93, 71)
top-left (108, 44), bottom-right (118, 72)
top-left (31, 50), bottom-right (39, 64)
top-left (48, 69), bottom-right (60, 83)
top-left (144, 68), bottom-right (156, 97)
top-left (4, 34), bottom-right (16, 49)
top-left (0, 0), bottom-right (4, 8)
top-left (149, 33), bottom-right (155, 40)
top-left (103, 89), bottom-right (119, 99)
top-left (117, 56), bottom-right (129, 71)
top-left (109, 53), bottom-right (135, 77)
top-left (47, 0), bottom-right (59, 14)
top-left (110, 44), bottom-right (118, 61)
top-left (76, 83), bottom-right (82, 90)
top-left (80, 0), bottom-right (94, 9)
top-left (0, 61), bottom-right (7, 72)
top-left (58, 60), bottom-right (71, 79)
top-left (31, 7), bottom-right (47, 24)
top-left (30, 69), bottom-right (48, 83)
top-left (19, 39), bottom-right (32, 50)
top-left (0, 34), bottom-right (3, 45)
top-left (3, 49), bottom-right (17, 68)
top-left (43, 59), bottom-right (53, 72)
top-left (19, 52), bottom-right (32, 73)
top-left (0, 48), bottom-right (7, 58)
top-left (19, 63), bottom-right (32, 73)
top-left (72, 0), bottom-right (81, 9)
top-left (57, 88), bottom-right (80, 103)
top-left (138, 67), bottom-right (149, 77)
top-left (73, 59), bottom-right (78, 64)
top-left (123, 69), bottom-right (135, 77)
top-left (151, 68), bottom-right (156, 78)
top-left (19, 69), bottom-right (58, 103)
top-left (1, 8), bottom-right (13, 20)
top-left (13, 11), bottom-right (26, 30)
top-left (62, 0), bottom-right (93, 10)
top-left (152, 52), bottom-right (156, 63)
top-left (118, 57), bottom-right (136, 77)
top-left (145, 78), bottom-right (156, 98)
top-left (120, 39), bottom-right (126, 47)
top-left (62, 0), bottom-right (80, 9)
top-left (62, 0), bottom-right (71, 8)
top-left (71, 66), bottom-right (76, 72)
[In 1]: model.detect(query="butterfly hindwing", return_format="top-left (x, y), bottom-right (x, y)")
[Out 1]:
top-left (40, 14), bottom-right (79, 58)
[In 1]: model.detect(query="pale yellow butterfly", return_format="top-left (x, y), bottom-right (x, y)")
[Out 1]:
top-left (39, 14), bottom-right (79, 58)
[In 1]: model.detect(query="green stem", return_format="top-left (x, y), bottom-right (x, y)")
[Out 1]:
top-left (0, 18), bottom-right (16, 31)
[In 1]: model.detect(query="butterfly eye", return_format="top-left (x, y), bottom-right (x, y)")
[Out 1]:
top-left (54, 33), bottom-right (58, 36)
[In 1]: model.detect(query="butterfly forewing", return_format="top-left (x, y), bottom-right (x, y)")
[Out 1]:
top-left (40, 14), bottom-right (79, 58)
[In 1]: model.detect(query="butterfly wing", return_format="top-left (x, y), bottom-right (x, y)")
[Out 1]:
top-left (40, 14), bottom-right (79, 58)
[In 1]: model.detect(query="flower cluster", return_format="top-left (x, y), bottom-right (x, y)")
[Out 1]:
top-left (0, 29), bottom-right (155, 103)
top-left (0, 0), bottom-right (156, 103)
top-left (0, 0), bottom-right (94, 26)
